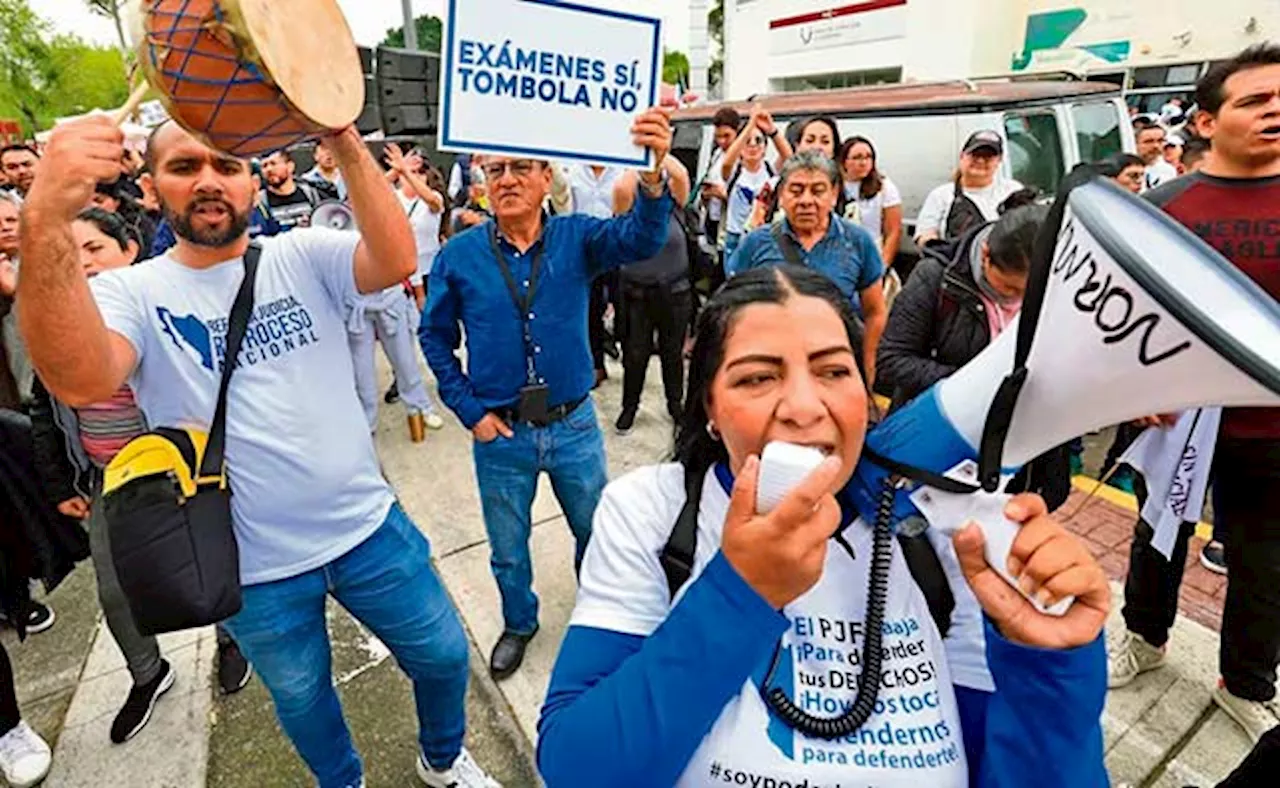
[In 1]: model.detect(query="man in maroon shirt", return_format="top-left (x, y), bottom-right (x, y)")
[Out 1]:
top-left (1108, 44), bottom-right (1280, 743)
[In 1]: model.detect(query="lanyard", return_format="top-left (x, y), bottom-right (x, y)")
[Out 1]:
top-left (487, 224), bottom-right (546, 385)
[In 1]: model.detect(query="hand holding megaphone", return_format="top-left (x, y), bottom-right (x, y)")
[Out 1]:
top-left (954, 494), bottom-right (1110, 650)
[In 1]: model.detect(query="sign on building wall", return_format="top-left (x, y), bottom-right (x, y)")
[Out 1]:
top-left (769, 0), bottom-right (908, 57)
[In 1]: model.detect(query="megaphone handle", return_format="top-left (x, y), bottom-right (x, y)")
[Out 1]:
top-left (978, 513), bottom-right (1074, 617)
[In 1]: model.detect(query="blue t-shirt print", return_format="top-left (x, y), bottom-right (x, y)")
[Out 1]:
top-left (154, 294), bottom-right (321, 375)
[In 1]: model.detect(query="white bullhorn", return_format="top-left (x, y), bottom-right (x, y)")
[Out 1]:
top-left (310, 200), bottom-right (356, 231)
top-left (851, 174), bottom-right (1280, 614)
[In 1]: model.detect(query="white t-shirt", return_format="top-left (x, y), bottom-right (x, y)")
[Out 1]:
top-left (573, 464), bottom-right (968, 788)
top-left (722, 164), bottom-right (775, 236)
top-left (398, 190), bottom-right (442, 285)
top-left (701, 149), bottom-right (727, 223)
top-left (844, 176), bottom-right (903, 245)
top-left (567, 165), bottom-right (623, 220)
top-left (915, 179), bottom-right (1023, 240)
top-left (89, 229), bottom-right (395, 585)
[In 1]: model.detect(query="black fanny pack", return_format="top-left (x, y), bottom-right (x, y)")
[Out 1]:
top-left (101, 244), bottom-right (260, 636)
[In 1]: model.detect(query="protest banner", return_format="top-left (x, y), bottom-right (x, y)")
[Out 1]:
top-left (437, 0), bottom-right (663, 168)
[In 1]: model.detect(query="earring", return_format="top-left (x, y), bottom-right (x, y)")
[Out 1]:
top-left (706, 421), bottom-right (721, 441)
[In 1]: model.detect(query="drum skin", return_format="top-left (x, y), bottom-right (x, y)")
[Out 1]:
top-left (133, 0), bottom-right (364, 157)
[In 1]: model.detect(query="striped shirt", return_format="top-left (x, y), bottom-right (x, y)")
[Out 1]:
top-left (77, 385), bottom-right (146, 467)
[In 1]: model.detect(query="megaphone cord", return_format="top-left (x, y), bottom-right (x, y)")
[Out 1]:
top-left (759, 476), bottom-right (897, 740)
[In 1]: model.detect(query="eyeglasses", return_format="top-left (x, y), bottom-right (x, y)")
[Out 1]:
top-left (482, 160), bottom-right (538, 180)
top-left (746, 136), bottom-right (766, 146)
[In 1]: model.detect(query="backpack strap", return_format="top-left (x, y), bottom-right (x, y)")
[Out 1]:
top-left (771, 223), bottom-right (805, 267)
top-left (661, 464), bottom-right (705, 601)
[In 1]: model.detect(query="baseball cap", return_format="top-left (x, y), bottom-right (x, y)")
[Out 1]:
top-left (1164, 133), bottom-right (1185, 148)
top-left (962, 130), bottom-right (1004, 155)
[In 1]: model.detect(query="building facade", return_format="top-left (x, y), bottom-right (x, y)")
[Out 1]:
top-left (719, 0), bottom-right (1279, 108)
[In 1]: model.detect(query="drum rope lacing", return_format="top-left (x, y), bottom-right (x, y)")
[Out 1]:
top-left (143, 0), bottom-right (314, 155)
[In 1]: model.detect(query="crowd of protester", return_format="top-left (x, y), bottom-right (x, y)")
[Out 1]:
top-left (0, 42), bottom-right (1273, 788)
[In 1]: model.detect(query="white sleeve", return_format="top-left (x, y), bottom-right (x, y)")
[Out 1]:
top-left (571, 467), bottom-right (681, 637)
top-left (275, 228), bottom-right (362, 311)
top-left (881, 177), bottom-right (903, 208)
top-left (89, 269), bottom-right (146, 364)
top-left (447, 163), bottom-right (464, 201)
top-left (915, 184), bottom-right (951, 238)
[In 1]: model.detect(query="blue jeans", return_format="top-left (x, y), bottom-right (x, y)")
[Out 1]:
top-left (222, 504), bottom-right (468, 788)
top-left (473, 398), bottom-right (606, 635)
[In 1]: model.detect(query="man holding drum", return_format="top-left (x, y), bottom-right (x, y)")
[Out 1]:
top-left (17, 118), bottom-right (500, 788)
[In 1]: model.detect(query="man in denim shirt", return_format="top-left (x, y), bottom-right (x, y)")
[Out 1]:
top-left (726, 150), bottom-right (888, 385)
top-left (420, 108), bottom-right (674, 680)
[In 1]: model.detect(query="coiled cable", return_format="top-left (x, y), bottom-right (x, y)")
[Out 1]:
top-left (759, 476), bottom-right (897, 740)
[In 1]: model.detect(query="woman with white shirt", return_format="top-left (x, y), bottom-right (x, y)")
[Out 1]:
top-left (537, 265), bottom-right (1110, 788)
top-left (839, 135), bottom-right (904, 265)
top-left (915, 131), bottom-right (1023, 246)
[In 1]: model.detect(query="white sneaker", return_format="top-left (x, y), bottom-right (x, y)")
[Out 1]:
top-left (1107, 630), bottom-right (1166, 688)
top-left (425, 412), bottom-right (445, 430)
top-left (1213, 684), bottom-right (1280, 744)
top-left (0, 721), bottom-right (51, 787)
top-left (416, 747), bottom-right (501, 788)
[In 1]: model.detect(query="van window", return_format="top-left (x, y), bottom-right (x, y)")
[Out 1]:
top-left (1073, 101), bottom-right (1123, 163)
top-left (1003, 111), bottom-right (1064, 195)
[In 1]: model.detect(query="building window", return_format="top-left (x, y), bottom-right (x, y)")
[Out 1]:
top-left (773, 67), bottom-right (903, 93)
top-left (1131, 63), bottom-right (1204, 90)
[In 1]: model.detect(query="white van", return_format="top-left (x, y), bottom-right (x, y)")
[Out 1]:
top-left (671, 78), bottom-right (1134, 258)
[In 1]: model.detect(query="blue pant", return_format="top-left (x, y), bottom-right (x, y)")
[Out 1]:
top-left (223, 504), bottom-right (468, 788)
top-left (473, 398), bottom-right (606, 635)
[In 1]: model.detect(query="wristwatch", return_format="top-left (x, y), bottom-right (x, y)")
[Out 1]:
top-left (766, 128), bottom-right (779, 139)
top-left (639, 167), bottom-right (669, 198)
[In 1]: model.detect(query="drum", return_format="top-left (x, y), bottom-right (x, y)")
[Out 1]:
top-left (129, 0), bottom-right (364, 158)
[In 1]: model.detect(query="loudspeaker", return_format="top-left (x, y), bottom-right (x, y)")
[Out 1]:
top-left (850, 173), bottom-right (1280, 611)
top-left (310, 200), bottom-right (355, 232)
top-left (375, 46), bottom-right (441, 137)
top-left (355, 49), bottom-right (380, 136)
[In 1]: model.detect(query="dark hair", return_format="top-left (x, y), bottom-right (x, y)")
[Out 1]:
top-left (265, 149), bottom-right (295, 165)
top-left (75, 207), bottom-right (135, 254)
top-left (1133, 121), bottom-right (1165, 141)
top-left (837, 136), bottom-right (883, 200)
top-left (787, 115), bottom-right (842, 159)
top-left (675, 266), bottom-right (867, 476)
top-left (1182, 137), bottom-right (1211, 167)
top-left (987, 203), bottom-right (1050, 274)
top-left (713, 107), bottom-right (743, 131)
top-left (1093, 152), bottom-right (1145, 179)
top-left (0, 144), bottom-right (37, 162)
top-left (1196, 43), bottom-right (1280, 115)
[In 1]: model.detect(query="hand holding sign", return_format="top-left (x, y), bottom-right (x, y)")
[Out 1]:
top-left (631, 107), bottom-right (673, 173)
top-left (954, 494), bottom-right (1110, 650)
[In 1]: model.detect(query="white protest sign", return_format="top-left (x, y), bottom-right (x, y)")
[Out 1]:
top-left (438, 0), bottom-right (662, 169)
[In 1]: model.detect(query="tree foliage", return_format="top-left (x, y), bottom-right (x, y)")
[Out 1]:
top-left (381, 14), bottom-right (443, 52)
top-left (0, 0), bottom-right (130, 134)
top-left (84, 0), bottom-right (130, 53)
top-left (708, 0), bottom-right (724, 90)
top-left (663, 50), bottom-right (690, 86)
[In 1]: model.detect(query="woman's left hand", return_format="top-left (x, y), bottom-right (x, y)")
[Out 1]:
top-left (953, 494), bottom-right (1110, 650)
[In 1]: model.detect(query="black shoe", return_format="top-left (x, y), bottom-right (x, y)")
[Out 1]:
top-left (384, 382), bottom-right (400, 404)
top-left (110, 660), bottom-right (174, 744)
top-left (1200, 541), bottom-right (1227, 575)
top-left (217, 640), bottom-right (253, 695)
top-left (615, 408), bottom-right (637, 435)
top-left (1, 602), bottom-right (56, 635)
top-left (603, 341), bottom-right (620, 361)
top-left (489, 628), bottom-right (537, 681)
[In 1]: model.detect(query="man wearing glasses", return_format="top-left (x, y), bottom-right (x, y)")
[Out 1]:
top-left (419, 108), bottom-right (675, 680)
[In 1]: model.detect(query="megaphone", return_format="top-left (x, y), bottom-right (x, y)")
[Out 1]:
top-left (310, 200), bottom-right (356, 231)
top-left (851, 172), bottom-right (1280, 610)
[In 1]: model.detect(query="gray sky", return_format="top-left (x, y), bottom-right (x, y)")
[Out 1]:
top-left (39, 0), bottom-right (689, 51)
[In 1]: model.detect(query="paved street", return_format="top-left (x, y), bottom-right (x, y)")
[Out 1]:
top-left (2, 355), bottom-right (1259, 787)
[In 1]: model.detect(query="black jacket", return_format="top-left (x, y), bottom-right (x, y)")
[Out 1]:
top-left (878, 226), bottom-right (991, 409)
top-left (29, 377), bottom-right (90, 507)
top-left (877, 225), bottom-right (1071, 510)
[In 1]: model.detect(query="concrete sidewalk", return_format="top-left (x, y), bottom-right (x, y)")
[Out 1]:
top-left (5, 357), bottom-right (1256, 787)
